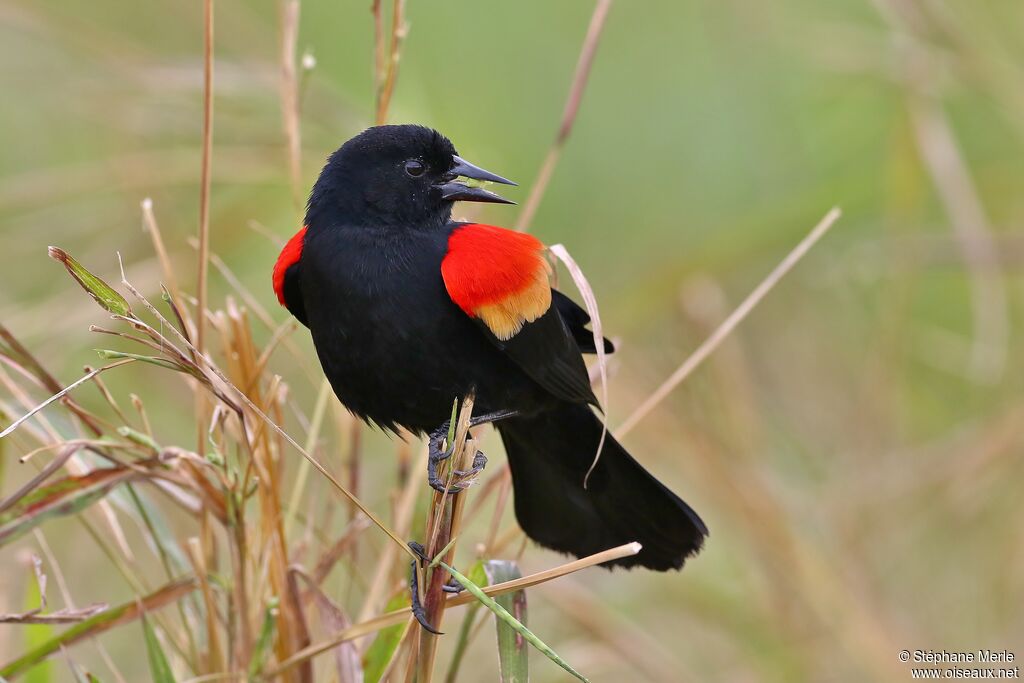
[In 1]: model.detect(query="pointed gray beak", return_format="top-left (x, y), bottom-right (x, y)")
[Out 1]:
top-left (435, 155), bottom-right (517, 204)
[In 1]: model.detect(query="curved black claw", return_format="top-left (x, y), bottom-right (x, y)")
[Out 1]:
top-left (426, 409), bottom-right (518, 494)
top-left (441, 578), bottom-right (465, 594)
top-left (408, 541), bottom-right (443, 635)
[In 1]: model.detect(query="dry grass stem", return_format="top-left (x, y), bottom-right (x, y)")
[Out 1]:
top-left (616, 207), bottom-right (842, 437)
top-left (279, 0), bottom-right (303, 206)
top-left (196, 0), bottom-right (215, 356)
top-left (195, 0), bottom-right (215, 460)
top-left (266, 542), bottom-right (642, 677)
top-left (515, 0), bottom-right (613, 232)
top-left (141, 198), bottom-right (186, 324)
top-left (375, 0), bottom-right (407, 125)
top-left (907, 95), bottom-right (1007, 382)
top-left (548, 244), bottom-right (608, 486)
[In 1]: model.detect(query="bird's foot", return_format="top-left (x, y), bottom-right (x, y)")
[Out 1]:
top-left (426, 409), bottom-right (518, 494)
top-left (427, 422), bottom-right (456, 493)
top-left (408, 541), bottom-right (443, 635)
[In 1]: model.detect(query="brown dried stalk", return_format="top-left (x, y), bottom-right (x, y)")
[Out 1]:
top-left (616, 207), bottom-right (842, 437)
top-left (279, 0), bottom-right (303, 206)
top-left (194, 0), bottom-right (215, 464)
top-left (416, 397), bottom-right (476, 682)
top-left (267, 542), bottom-right (642, 677)
top-left (515, 0), bottom-right (613, 232)
top-left (196, 0), bottom-right (215, 356)
top-left (374, 0), bottom-right (407, 125)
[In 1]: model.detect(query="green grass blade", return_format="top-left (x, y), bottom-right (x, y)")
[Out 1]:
top-left (445, 561), bottom-right (488, 683)
top-left (363, 591), bottom-right (412, 683)
top-left (248, 597), bottom-right (279, 678)
top-left (485, 561), bottom-right (528, 683)
top-left (142, 614), bottom-right (176, 683)
top-left (23, 574), bottom-right (52, 683)
top-left (439, 561), bottom-right (589, 683)
top-left (47, 247), bottom-right (131, 317)
top-left (0, 579), bottom-right (196, 679)
top-left (0, 468), bottom-right (137, 548)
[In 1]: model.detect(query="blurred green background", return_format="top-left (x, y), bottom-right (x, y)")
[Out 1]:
top-left (2, 0), bottom-right (1023, 680)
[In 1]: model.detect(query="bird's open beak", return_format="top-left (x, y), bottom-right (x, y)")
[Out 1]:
top-left (435, 155), bottom-right (517, 205)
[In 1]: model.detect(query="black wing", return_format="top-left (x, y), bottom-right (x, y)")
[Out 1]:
top-left (475, 292), bottom-right (601, 407)
top-left (551, 290), bottom-right (615, 355)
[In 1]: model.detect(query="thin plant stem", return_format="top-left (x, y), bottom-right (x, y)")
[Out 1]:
top-left (375, 0), bottom-right (407, 124)
top-left (279, 0), bottom-right (302, 207)
top-left (196, 0), bottom-right (215, 457)
top-left (515, 0), bottom-right (613, 232)
top-left (265, 542), bottom-right (642, 677)
top-left (616, 207), bottom-right (842, 438)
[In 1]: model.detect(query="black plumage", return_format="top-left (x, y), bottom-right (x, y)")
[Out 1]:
top-left (277, 124), bottom-right (707, 570)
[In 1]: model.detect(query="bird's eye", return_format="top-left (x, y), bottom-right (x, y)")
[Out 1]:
top-left (404, 159), bottom-right (426, 177)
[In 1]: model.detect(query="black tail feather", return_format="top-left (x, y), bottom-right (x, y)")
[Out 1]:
top-left (498, 403), bottom-right (707, 571)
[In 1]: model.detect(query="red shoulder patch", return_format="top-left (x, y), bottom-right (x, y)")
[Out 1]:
top-left (441, 224), bottom-right (551, 340)
top-left (273, 226), bottom-right (307, 306)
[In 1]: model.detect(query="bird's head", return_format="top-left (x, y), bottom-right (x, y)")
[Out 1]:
top-left (305, 124), bottom-right (516, 229)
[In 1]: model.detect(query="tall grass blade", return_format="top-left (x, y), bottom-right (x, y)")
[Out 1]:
top-left (248, 597), bottom-right (279, 678)
top-left (22, 566), bottom-right (53, 683)
top-left (484, 561), bottom-right (528, 683)
top-left (0, 361), bottom-right (134, 440)
top-left (0, 578), bottom-right (197, 679)
top-left (0, 468), bottom-right (139, 548)
top-left (363, 591), bottom-right (410, 683)
top-left (142, 613), bottom-right (176, 683)
top-left (438, 561), bottom-right (588, 683)
top-left (444, 561), bottom-right (487, 683)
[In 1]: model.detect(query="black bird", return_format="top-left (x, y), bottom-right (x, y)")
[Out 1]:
top-left (273, 124), bottom-right (707, 596)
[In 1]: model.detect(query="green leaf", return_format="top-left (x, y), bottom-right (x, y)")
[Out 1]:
top-left (48, 247), bottom-right (131, 317)
top-left (447, 399), bottom-right (459, 445)
top-left (116, 426), bottom-right (160, 453)
top-left (439, 561), bottom-right (589, 683)
top-left (142, 614), bottom-right (176, 683)
top-left (363, 591), bottom-right (412, 683)
top-left (248, 597), bottom-right (279, 678)
top-left (0, 468), bottom-right (137, 548)
top-left (23, 574), bottom-right (52, 683)
top-left (445, 561), bottom-right (488, 683)
top-left (485, 561), bottom-right (528, 683)
top-left (0, 579), bottom-right (196, 680)
top-left (466, 559), bottom-right (488, 589)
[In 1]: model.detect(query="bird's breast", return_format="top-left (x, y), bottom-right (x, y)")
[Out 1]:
top-left (299, 227), bottom-right (490, 429)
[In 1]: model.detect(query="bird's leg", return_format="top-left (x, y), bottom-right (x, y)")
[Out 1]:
top-left (427, 422), bottom-right (455, 492)
top-left (427, 409), bottom-right (519, 494)
top-left (407, 541), bottom-right (443, 635)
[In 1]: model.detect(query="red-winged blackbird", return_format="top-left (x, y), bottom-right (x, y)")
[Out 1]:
top-left (274, 125), bottom-right (707, 585)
